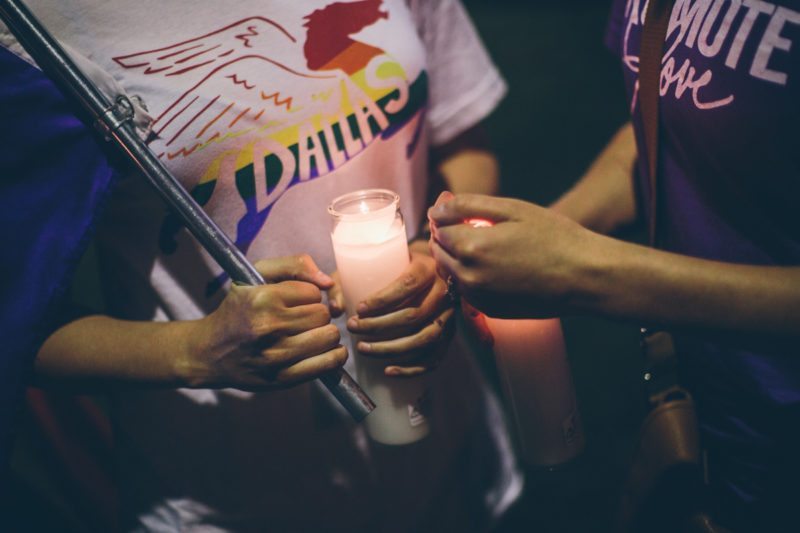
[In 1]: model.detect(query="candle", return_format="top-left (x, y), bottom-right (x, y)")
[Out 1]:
top-left (463, 219), bottom-right (584, 467)
top-left (329, 189), bottom-right (429, 445)
top-left (485, 317), bottom-right (584, 468)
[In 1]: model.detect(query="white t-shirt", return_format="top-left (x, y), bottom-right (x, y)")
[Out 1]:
top-left (3, 1), bottom-right (521, 530)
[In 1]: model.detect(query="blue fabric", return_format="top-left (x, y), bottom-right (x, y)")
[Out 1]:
top-left (0, 46), bottom-right (115, 481)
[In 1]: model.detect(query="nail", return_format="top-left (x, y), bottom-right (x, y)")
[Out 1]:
top-left (357, 302), bottom-right (368, 315)
top-left (357, 341), bottom-right (371, 352)
top-left (385, 367), bottom-right (401, 376)
top-left (347, 317), bottom-right (358, 329)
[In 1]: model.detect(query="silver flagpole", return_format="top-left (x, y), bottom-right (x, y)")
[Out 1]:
top-left (0, 0), bottom-right (375, 421)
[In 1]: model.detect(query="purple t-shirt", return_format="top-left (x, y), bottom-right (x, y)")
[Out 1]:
top-left (606, 0), bottom-right (800, 519)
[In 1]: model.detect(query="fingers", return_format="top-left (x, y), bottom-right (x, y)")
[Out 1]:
top-left (253, 323), bottom-right (341, 368)
top-left (275, 303), bottom-right (332, 335)
top-left (356, 253), bottom-right (436, 317)
top-left (327, 271), bottom-right (345, 318)
top-left (347, 276), bottom-right (447, 338)
top-left (384, 354), bottom-right (442, 378)
top-left (356, 307), bottom-right (454, 357)
top-left (272, 345), bottom-right (348, 386)
top-left (427, 193), bottom-right (515, 227)
top-left (254, 254), bottom-right (334, 289)
top-left (429, 239), bottom-right (461, 283)
top-left (432, 224), bottom-right (485, 261)
top-left (271, 280), bottom-right (323, 307)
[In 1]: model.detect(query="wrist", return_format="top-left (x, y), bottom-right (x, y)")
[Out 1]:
top-left (562, 230), bottom-right (620, 314)
top-left (171, 318), bottom-right (216, 388)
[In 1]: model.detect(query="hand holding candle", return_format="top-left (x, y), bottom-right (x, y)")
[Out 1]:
top-left (329, 250), bottom-right (453, 377)
top-left (428, 193), bottom-right (585, 467)
top-left (428, 192), bottom-right (601, 319)
top-left (329, 189), bottom-right (454, 445)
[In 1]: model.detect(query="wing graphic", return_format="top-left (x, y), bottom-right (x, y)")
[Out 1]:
top-left (113, 17), bottom-right (296, 77)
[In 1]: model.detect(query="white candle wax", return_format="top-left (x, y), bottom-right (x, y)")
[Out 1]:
top-left (486, 317), bottom-right (584, 467)
top-left (330, 190), bottom-right (430, 445)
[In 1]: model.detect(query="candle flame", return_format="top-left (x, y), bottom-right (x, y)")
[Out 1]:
top-left (466, 218), bottom-right (493, 228)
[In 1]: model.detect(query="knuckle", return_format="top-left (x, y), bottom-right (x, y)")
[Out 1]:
top-left (426, 325), bottom-right (443, 343)
top-left (460, 270), bottom-right (484, 290)
top-left (403, 308), bottom-right (421, 325)
top-left (458, 240), bottom-right (477, 259)
top-left (296, 254), bottom-right (313, 275)
top-left (402, 273), bottom-right (418, 288)
top-left (312, 303), bottom-right (331, 323)
top-left (323, 324), bottom-right (341, 344)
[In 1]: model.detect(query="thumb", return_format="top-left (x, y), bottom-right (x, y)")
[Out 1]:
top-left (254, 254), bottom-right (334, 289)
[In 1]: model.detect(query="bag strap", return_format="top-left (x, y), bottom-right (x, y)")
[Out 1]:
top-left (639, 0), bottom-right (674, 247)
top-left (638, 0), bottom-right (680, 399)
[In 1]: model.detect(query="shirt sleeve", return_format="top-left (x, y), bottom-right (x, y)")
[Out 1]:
top-left (408, 0), bottom-right (507, 147)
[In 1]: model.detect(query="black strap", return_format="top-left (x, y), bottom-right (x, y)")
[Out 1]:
top-left (639, 0), bottom-right (674, 247)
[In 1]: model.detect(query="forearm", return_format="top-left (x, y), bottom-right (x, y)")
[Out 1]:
top-left (551, 122), bottom-right (637, 234)
top-left (576, 234), bottom-right (800, 337)
top-left (35, 315), bottom-right (199, 388)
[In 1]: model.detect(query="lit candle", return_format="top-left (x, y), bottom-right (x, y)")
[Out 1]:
top-left (329, 189), bottom-right (429, 445)
top-left (465, 219), bottom-right (584, 467)
top-left (485, 317), bottom-right (584, 467)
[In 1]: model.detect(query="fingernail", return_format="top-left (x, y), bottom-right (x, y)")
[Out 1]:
top-left (385, 367), bottom-right (400, 376)
top-left (357, 302), bottom-right (368, 315)
top-left (347, 317), bottom-right (358, 329)
top-left (357, 341), bottom-right (371, 352)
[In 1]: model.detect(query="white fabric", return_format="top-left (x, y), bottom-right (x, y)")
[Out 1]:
top-left (3, 1), bottom-right (520, 530)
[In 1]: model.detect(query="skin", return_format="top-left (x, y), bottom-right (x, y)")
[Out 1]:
top-left (428, 122), bottom-right (800, 339)
top-left (36, 125), bottom-right (500, 388)
top-left (328, 124), bottom-right (500, 377)
top-left (36, 254), bottom-right (347, 390)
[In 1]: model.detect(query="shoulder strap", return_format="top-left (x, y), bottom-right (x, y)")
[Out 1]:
top-left (638, 0), bottom-right (674, 247)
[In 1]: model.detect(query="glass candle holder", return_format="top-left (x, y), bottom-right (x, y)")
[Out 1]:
top-left (329, 189), bottom-right (430, 445)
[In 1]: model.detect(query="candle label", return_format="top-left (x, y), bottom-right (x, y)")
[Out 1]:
top-left (562, 409), bottom-right (580, 446)
top-left (407, 390), bottom-right (430, 428)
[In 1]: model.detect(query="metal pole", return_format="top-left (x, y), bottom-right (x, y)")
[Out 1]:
top-left (0, 0), bottom-right (374, 421)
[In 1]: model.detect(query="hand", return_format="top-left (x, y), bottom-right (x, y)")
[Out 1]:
top-left (428, 193), bottom-right (601, 318)
top-left (183, 255), bottom-right (347, 390)
top-left (328, 250), bottom-right (454, 378)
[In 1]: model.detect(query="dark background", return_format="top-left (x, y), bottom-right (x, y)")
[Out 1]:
top-left (10, 1), bottom-right (649, 531)
top-left (464, 1), bottom-right (645, 531)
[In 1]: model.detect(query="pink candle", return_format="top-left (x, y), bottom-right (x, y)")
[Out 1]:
top-left (485, 317), bottom-right (584, 467)
top-left (464, 218), bottom-right (584, 467)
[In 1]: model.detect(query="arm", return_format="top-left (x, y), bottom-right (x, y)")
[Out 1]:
top-left (428, 194), bottom-right (800, 338)
top-left (35, 255), bottom-right (348, 390)
top-left (550, 122), bottom-right (638, 234)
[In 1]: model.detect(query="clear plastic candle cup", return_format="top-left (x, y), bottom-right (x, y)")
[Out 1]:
top-left (329, 189), bottom-right (430, 445)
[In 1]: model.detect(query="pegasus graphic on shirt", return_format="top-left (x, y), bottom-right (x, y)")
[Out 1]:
top-left (113, 0), bottom-right (428, 295)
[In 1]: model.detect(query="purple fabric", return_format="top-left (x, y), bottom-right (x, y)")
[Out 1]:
top-left (0, 47), bottom-right (115, 481)
top-left (606, 0), bottom-right (800, 525)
